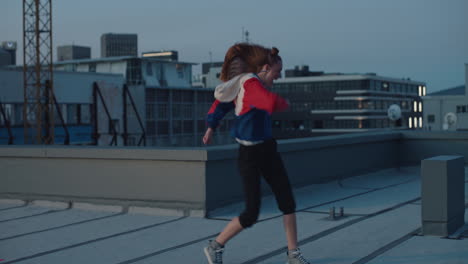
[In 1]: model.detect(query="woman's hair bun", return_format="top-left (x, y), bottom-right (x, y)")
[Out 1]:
top-left (271, 47), bottom-right (279, 56)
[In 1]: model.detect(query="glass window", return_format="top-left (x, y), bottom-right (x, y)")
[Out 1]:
top-left (157, 121), bottom-right (169, 134)
top-left (89, 63), bottom-right (96, 73)
top-left (172, 104), bottom-right (181, 119)
top-left (146, 121), bottom-right (156, 134)
top-left (67, 104), bottom-right (78, 124)
top-left (183, 120), bottom-right (193, 134)
top-left (146, 104), bottom-right (155, 120)
top-left (108, 119), bottom-right (119, 134)
top-left (146, 62), bottom-right (153, 76)
top-left (382, 82), bottom-right (389, 91)
top-left (80, 104), bottom-right (91, 124)
top-left (428, 115), bottom-right (435, 123)
top-left (173, 120), bottom-right (182, 134)
top-left (157, 104), bottom-right (168, 119)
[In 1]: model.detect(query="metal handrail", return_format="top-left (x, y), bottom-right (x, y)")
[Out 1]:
top-left (123, 84), bottom-right (146, 146)
top-left (92, 82), bottom-right (118, 146)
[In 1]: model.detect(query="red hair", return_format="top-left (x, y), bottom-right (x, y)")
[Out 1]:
top-left (220, 43), bottom-right (282, 81)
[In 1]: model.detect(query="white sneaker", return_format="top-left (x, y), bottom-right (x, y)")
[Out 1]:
top-left (287, 248), bottom-right (310, 264)
top-left (203, 240), bottom-right (224, 264)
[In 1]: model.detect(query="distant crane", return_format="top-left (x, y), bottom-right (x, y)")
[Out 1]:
top-left (22, 0), bottom-right (54, 144)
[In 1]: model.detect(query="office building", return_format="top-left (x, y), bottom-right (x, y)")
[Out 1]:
top-left (0, 68), bottom-right (125, 145)
top-left (195, 61), bottom-right (223, 89)
top-left (57, 45), bottom-right (91, 61)
top-left (422, 64), bottom-right (468, 131)
top-left (54, 55), bottom-right (232, 147)
top-left (101, 33), bottom-right (137, 58)
top-left (271, 67), bottom-right (426, 138)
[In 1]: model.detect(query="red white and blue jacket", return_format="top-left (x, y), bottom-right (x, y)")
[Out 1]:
top-left (206, 73), bottom-right (289, 143)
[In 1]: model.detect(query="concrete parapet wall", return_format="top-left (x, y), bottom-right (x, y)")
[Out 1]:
top-left (0, 146), bottom-right (208, 211)
top-left (1, 131), bottom-right (467, 214)
top-left (400, 131), bottom-right (468, 165)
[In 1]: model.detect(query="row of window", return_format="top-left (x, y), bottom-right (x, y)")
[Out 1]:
top-left (274, 80), bottom-right (423, 95)
top-left (456, 105), bottom-right (468, 113)
top-left (0, 103), bottom-right (91, 126)
top-left (145, 89), bottom-right (214, 104)
top-left (146, 102), bottom-right (212, 121)
top-left (146, 120), bottom-right (208, 135)
top-left (276, 117), bottom-right (423, 130)
top-left (290, 100), bottom-right (416, 111)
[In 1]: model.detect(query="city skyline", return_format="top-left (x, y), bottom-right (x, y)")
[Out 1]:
top-left (1, 0), bottom-right (467, 93)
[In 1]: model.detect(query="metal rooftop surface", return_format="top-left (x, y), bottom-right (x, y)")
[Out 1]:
top-left (428, 85), bottom-right (466, 96)
top-left (0, 166), bottom-right (467, 264)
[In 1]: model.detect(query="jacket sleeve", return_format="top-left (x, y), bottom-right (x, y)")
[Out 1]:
top-left (242, 78), bottom-right (289, 114)
top-left (206, 100), bottom-right (235, 130)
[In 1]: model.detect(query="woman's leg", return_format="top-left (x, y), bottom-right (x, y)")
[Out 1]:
top-left (215, 217), bottom-right (243, 245)
top-left (283, 213), bottom-right (298, 250)
top-left (260, 140), bottom-right (298, 250)
top-left (216, 144), bottom-right (262, 245)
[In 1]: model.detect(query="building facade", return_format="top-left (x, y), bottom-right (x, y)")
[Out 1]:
top-left (422, 64), bottom-right (468, 131)
top-left (101, 33), bottom-right (138, 58)
top-left (57, 45), bottom-right (91, 61)
top-left (271, 70), bottom-right (426, 138)
top-left (0, 68), bottom-right (125, 145)
top-left (54, 56), bottom-right (232, 147)
top-left (0, 41), bottom-right (17, 66)
top-left (195, 61), bottom-right (223, 89)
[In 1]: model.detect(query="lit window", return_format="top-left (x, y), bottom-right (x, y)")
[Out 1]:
top-left (419, 102), bottom-right (422, 112)
top-left (409, 117), bottom-right (412, 128)
top-left (419, 117), bottom-right (423, 128)
top-left (413, 117), bottom-right (418, 128)
top-left (422, 86), bottom-right (426, 96)
top-left (413, 101), bottom-right (417, 112)
top-left (418, 86), bottom-right (422, 96)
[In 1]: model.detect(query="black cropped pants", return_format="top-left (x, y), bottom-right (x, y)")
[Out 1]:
top-left (237, 139), bottom-right (296, 228)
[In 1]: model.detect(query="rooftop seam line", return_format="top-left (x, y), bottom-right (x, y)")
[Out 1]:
top-left (2, 216), bottom-right (187, 264)
top-left (240, 197), bottom-right (420, 264)
top-left (0, 205), bottom-right (27, 212)
top-left (0, 212), bottom-right (125, 242)
top-left (207, 177), bottom-right (420, 223)
top-left (301, 210), bottom-right (368, 217)
top-left (351, 228), bottom-right (421, 264)
top-left (115, 233), bottom-right (220, 264)
top-left (0, 208), bottom-right (70, 224)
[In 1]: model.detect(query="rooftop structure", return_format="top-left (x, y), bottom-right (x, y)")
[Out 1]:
top-left (0, 68), bottom-right (127, 146)
top-left (100, 33), bottom-right (138, 58)
top-left (422, 64), bottom-right (468, 132)
top-left (57, 45), bottom-right (91, 61)
top-left (142, 50), bottom-right (178, 61)
top-left (53, 56), bottom-right (228, 147)
top-left (0, 131), bottom-right (467, 263)
top-left (0, 41), bottom-right (17, 66)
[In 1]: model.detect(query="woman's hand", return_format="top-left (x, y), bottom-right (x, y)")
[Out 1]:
top-left (202, 128), bottom-right (214, 145)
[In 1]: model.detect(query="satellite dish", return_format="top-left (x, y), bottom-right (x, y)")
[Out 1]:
top-left (443, 112), bottom-right (457, 130)
top-left (387, 104), bottom-right (402, 121)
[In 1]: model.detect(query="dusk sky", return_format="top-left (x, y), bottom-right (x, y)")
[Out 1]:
top-left (2, 0), bottom-right (467, 93)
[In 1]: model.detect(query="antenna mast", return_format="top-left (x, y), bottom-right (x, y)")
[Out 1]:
top-left (23, 0), bottom-right (55, 144)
